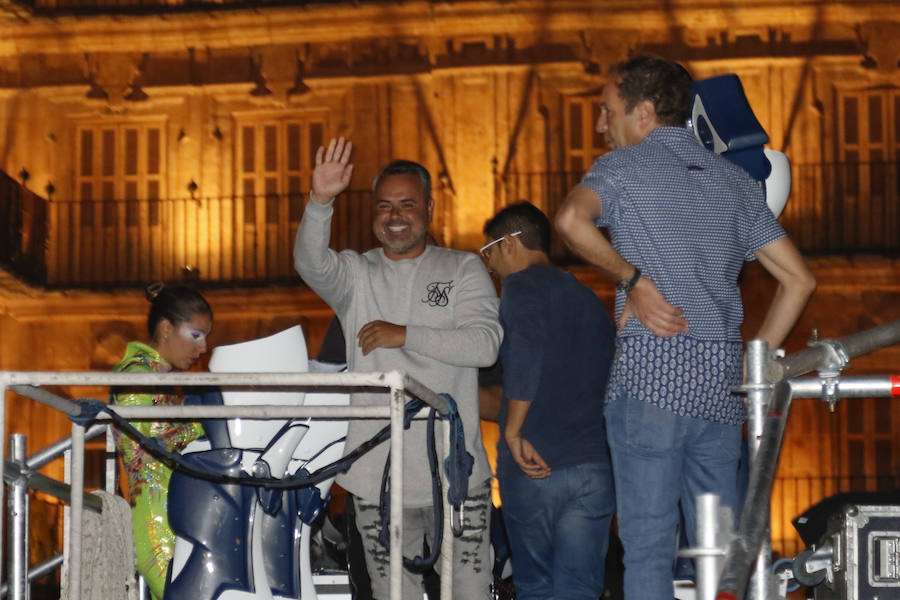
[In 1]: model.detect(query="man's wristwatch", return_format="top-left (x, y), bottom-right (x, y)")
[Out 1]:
top-left (616, 266), bottom-right (641, 295)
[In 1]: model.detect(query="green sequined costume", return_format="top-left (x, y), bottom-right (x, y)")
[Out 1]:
top-left (112, 341), bottom-right (205, 600)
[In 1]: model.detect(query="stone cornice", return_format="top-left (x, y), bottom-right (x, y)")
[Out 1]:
top-left (1, 1), bottom-right (897, 56)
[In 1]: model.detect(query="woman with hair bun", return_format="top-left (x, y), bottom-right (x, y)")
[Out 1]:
top-left (111, 283), bottom-right (213, 599)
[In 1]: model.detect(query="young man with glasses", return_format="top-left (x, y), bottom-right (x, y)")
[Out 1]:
top-left (482, 201), bottom-right (616, 600)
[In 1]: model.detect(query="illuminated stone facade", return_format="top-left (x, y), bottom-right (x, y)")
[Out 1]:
top-left (0, 0), bottom-right (899, 565)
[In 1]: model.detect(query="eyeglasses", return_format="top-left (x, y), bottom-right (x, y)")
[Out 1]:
top-left (479, 231), bottom-right (522, 259)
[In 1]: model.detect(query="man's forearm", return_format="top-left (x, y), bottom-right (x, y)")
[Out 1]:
top-left (293, 199), bottom-right (333, 273)
top-left (405, 324), bottom-right (501, 367)
top-left (753, 237), bottom-right (816, 349)
top-left (504, 399), bottom-right (531, 440)
top-left (556, 186), bottom-right (635, 283)
top-left (755, 281), bottom-right (814, 349)
top-left (293, 199), bottom-right (351, 311)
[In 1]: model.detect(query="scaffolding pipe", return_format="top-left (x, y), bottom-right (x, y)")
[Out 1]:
top-left (2, 383), bottom-right (8, 578)
top-left (716, 380), bottom-right (793, 600)
top-left (6, 371), bottom-right (451, 420)
top-left (8, 435), bottom-right (28, 600)
top-left (105, 426), bottom-right (116, 494)
top-left (2, 371), bottom-right (449, 405)
top-left (744, 340), bottom-right (773, 600)
top-left (66, 424), bottom-right (85, 600)
top-left (717, 374), bottom-right (900, 599)
top-left (0, 369), bottom-right (457, 599)
top-left (8, 386), bottom-right (80, 418)
top-left (2, 461), bottom-right (102, 514)
top-left (695, 493), bottom-right (721, 600)
top-left (25, 423), bottom-right (107, 471)
top-left (765, 319), bottom-right (900, 382)
top-left (0, 554), bottom-right (63, 598)
top-left (389, 385), bottom-right (404, 600)
top-left (788, 375), bottom-right (900, 398)
top-left (439, 418), bottom-right (453, 600)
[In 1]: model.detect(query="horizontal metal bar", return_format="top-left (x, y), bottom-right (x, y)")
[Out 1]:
top-left (3, 460), bottom-right (102, 513)
top-left (400, 375), bottom-right (451, 416)
top-left (0, 370), bottom-right (403, 388)
top-left (102, 404), bottom-right (395, 420)
top-left (9, 384), bottom-right (81, 417)
top-left (0, 553), bottom-right (64, 598)
top-left (678, 548), bottom-right (727, 558)
top-left (789, 375), bottom-right (899, 398)
top-left (5, 369), bottom-right (449, 421)
top-left (26, 423), bottom-right (108, 471)
top-left (766, 319), bottom-right (900, 382)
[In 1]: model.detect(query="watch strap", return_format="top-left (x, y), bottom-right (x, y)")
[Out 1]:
top-left (616, 266), bottom-right (641, 294)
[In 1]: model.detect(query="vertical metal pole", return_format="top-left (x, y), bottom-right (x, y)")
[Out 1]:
top-left (695, 493), bottom-right (721, 600)
top-left (439, 418), bottom-right (453, 600)
top-left (389, 386), bottom-right (405, 600)
top-left (745, 340), bottom-right (773, 600)
top-left (62, 447), bottom-right (70, 598)
top-left (8, 434), bottom-right (29, 600)
top-left (1, 379), bottom-right (8, 588)
top-left (104, 425), bottom-right (116, 494)
top-left (67, 424), bottom-right (86, 600)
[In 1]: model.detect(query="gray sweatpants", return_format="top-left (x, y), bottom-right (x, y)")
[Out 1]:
top-left (353, 479), bottom-right (492, 600)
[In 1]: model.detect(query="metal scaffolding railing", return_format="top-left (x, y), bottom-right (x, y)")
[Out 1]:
top-left (0, 369), bottom-right (458, 600)
top-left (687, 319), bottom-right (900, 600)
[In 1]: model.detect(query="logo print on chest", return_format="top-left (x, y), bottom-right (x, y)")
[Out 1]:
top-left (422, 281), bottom-right (453, 307)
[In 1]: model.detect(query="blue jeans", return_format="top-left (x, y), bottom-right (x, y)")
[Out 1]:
top-left (499, 462), bottom-right (615, 600)
top-left (605, 387), bottom-right (741, 600)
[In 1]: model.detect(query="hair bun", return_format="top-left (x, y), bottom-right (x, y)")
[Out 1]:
top-left (145, 281), bottom-right (165, 301)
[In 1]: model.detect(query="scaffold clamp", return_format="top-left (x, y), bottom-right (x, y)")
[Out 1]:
top-left (809, 339), bottom-right (850, 410)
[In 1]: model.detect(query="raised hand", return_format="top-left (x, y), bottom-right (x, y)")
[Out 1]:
top-left (311, 137), bottom-right (354, 204)
top-left (618, 276), bottom-right (689, 337)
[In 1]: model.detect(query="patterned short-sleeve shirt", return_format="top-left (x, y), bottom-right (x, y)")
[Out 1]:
top-left (579, 127), bottom-right (785, 424)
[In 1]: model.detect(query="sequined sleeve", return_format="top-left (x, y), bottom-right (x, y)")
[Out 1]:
top-left (113, 362), bottom-right (204, 501)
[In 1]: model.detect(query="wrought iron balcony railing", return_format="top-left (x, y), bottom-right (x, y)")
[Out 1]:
top-left (1, 160), bottom-right (898, 288)
top-left (0, 171), bottom-right (47, 286)
top-left (1, 184), bottom-right (380, 287)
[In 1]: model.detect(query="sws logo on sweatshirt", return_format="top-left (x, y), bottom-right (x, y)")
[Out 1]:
top-left (422, 281), bottom-right (453, 307)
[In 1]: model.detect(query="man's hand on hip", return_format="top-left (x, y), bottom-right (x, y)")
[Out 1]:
top-left (357, 320), bottom-right (407, 355)
top-left (619, 276), bottom-right (689, 337)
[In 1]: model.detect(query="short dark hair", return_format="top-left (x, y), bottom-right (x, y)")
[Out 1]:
top-left (372, 159), bottom-right (431, 199)
top-left (483, 201), bottom-right (551, 254)
top-left (611, 55), bottom-right (693, 127)
top-left (145, 283), bottom-right (212, 340)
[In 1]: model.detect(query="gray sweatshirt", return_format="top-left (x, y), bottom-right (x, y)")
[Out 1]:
top-left (294, 199), bottom-right (500, 506)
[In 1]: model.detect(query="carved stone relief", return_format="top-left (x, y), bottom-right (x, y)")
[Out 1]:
top-left (83, 53), bottom-right (143, 106)
top-left (257, 46), bottom-right (300, 103)
top-left (857, 22), bottom-right (900, 72)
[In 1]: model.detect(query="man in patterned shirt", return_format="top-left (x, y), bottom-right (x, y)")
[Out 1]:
top-left (555, 56), bottom-right (816, 599)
